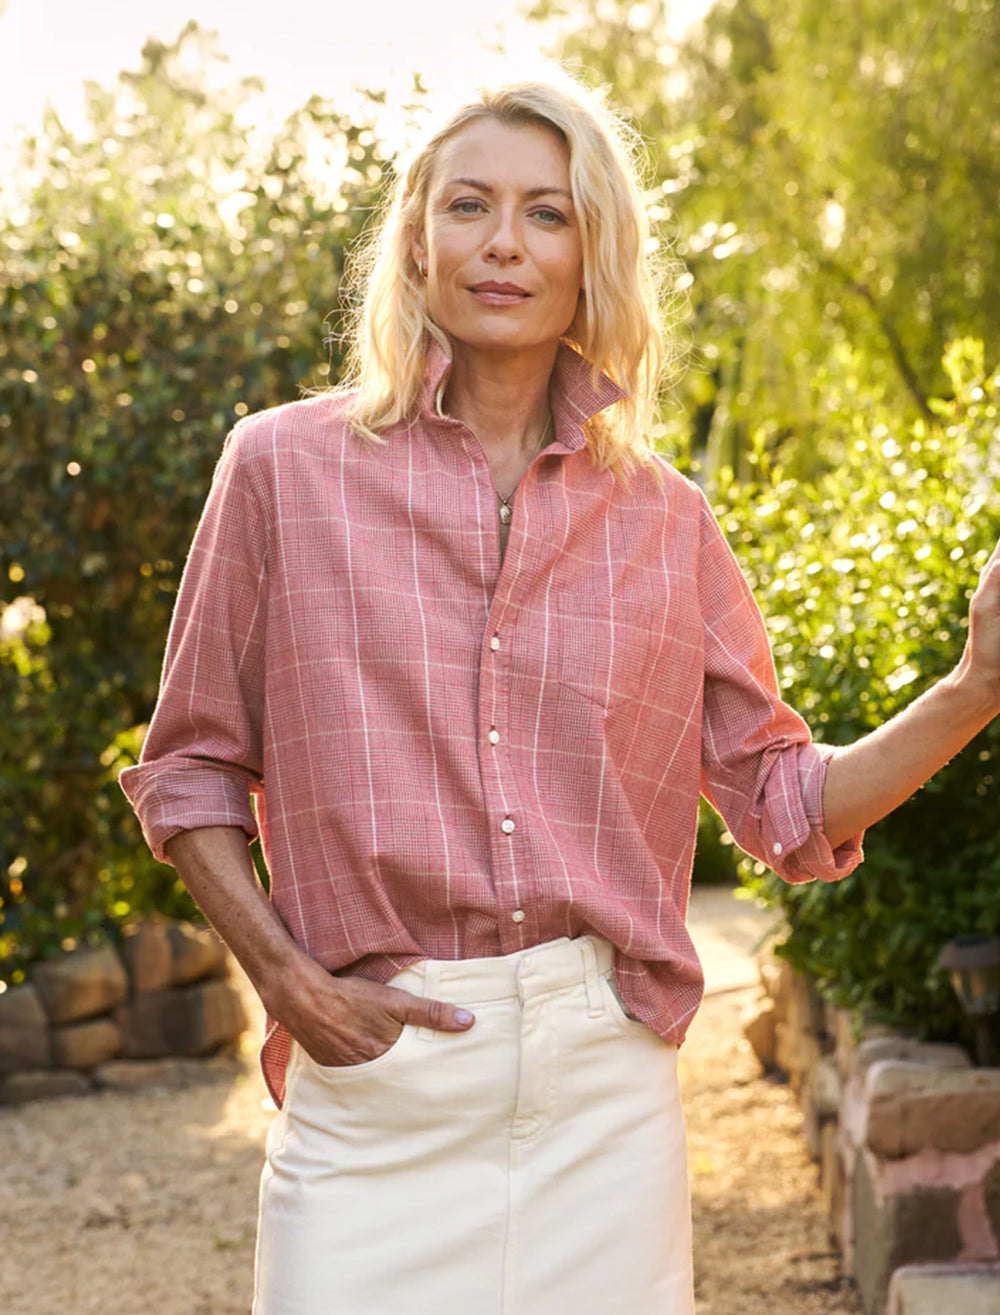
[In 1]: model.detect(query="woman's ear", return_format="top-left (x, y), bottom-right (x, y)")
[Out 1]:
top-left (411, 227), bottom-right (428, 277)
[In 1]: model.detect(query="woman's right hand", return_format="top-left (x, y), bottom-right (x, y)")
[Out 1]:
top-left (159, 829), bottom-right (472, 1068)
top-left (262, 956), bottom-right (475, 1068)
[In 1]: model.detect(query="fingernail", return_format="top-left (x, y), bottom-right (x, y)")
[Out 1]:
top-left (454, 1008), bottom-right (474, 1025)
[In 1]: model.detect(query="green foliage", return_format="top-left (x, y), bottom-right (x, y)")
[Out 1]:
top-left (716, 340), bottom-right (1000, 1036)
top-left (543, 0), bottom-right (1000, 474)
top-left (693, 799), bottom-right (739, 885)
top-left (0, 24), bottom-right (388, 981)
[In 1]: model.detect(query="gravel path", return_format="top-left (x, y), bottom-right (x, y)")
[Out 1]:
top-left (682, 989), bottom-right (861, 1315)
top-left (0, 960), bottom-right (862, 1314)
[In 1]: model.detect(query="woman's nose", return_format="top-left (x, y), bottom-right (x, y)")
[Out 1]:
top-left (484, 208), bottom-right (524, 263)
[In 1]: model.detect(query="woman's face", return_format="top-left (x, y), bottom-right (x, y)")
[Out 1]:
top-left (412, 117), bottom-right (584, 359)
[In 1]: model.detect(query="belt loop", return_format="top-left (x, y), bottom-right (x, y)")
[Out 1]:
top-left (415, 959), bottom-right (441, 1041)
top-left (580, 938), bottom-right (603, 1018)
top-left (515, 956), bottom-right (529, 1010)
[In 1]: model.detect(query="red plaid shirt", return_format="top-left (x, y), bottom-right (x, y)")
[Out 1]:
top-left (121, 340), bottom-right (863, 1107)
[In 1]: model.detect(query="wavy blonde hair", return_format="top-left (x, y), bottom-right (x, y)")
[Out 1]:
top-left (324, 72), bottom-right (682, 481)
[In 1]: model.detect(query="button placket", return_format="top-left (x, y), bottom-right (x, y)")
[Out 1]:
top-left (480, 614), bottom-right (529, 948)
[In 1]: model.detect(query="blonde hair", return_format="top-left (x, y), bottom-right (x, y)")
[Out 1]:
top-left (322, 72), bottom-right (682, 481)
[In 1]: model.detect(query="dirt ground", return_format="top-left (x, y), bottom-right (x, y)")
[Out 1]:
top-left (0, 966), bottom-right (861, 1315)
top-left (680, 990), bottom-right (861, 1315)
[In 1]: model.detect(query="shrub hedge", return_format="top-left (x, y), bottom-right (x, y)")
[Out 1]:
top-left (0, 31), bottom-right (385, 982)
top-left (713, 339), bottom-right (1000, 1038)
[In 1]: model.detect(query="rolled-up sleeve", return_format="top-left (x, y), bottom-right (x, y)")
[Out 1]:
top-left (120, 420), bottom-right (268, 864)
top-left (696, 492), bottom-right (863, 884)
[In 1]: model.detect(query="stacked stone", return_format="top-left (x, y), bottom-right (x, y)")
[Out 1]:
top-left (745, 960), bottom-right (1000, 1315)
top-left (0, 919), bottom-right (247, 1105)
top-left (743, 957), bottom-right (850, 1160)
top-left (887, 1263), bottom-right (1000, 1315)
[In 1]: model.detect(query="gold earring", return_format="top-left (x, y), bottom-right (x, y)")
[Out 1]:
top-left (418, 260), bottom-right (427, 279)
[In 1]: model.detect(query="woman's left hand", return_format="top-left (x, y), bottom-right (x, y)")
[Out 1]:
top-left (953, 537), bottom-right (1000, 712)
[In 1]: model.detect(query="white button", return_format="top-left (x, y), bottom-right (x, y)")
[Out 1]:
top-left (772, 842), bottom-right (783, 856)
top-left (490, 636), bottom-right (501, 650)
top-left (511, 909), bottom-right (526, 923)
top-left (488, 729), bottom-right (500, 744)
top-left (501, 818), bottom-right (516, 834)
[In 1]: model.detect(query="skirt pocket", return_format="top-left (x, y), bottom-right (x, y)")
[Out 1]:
top-left (295, 1021), bottom-right (415, 1083)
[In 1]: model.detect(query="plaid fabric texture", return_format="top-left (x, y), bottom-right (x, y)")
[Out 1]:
top-left (120, 341), bottom-right (862, 1107)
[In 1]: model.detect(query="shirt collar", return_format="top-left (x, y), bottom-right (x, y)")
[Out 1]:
top-left (417, 336), bottom-right (628, 455)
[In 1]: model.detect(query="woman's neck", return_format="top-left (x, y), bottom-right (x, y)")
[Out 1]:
top-left (440, 341), bottom-right (558, 457)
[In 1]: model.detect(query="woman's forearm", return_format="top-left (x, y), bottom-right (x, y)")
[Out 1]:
top-left (822, 669), bottom-right (997, 849)
top-left (164, 826), bottom-right (313, 1011)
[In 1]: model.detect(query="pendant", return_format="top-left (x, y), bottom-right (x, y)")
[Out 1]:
top-left (498, 502), bottom-right (512, 525)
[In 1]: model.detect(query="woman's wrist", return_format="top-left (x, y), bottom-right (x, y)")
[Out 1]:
top-left (255, 950), bottom-right (336, 1025)
top-left (941, 659), bottom-right (1000, 726)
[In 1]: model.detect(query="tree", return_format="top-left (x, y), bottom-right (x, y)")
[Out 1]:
top-left (542, 0), bottom-right (1000, 472)
top-left (0, 22), bottom-right (388, 978)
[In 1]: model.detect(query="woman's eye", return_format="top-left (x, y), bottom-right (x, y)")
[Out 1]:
top-left (533, 208), bottom-right (565, 225)
top-left (451, 199), bottom-right (484, 215)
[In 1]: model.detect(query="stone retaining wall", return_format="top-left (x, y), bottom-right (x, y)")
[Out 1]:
top-left (745, 959), bottom-right (1000, 1314)
top-left (0, 918), bottom-right (248, 1104)
top-left (887, 1262), bottom-right (1000, 1314)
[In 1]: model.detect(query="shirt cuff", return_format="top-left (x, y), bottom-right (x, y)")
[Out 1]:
top-left (119, 758), bottom-right (259, 865)
top-left (761, 742), bottom-right (864, 885)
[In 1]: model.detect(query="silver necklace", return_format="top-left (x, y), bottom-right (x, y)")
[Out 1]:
top-left (497, 412), bottom-right (554, 525)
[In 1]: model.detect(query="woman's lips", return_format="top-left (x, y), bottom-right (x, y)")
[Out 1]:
top-left (468, 285), bottom-right (531, 306)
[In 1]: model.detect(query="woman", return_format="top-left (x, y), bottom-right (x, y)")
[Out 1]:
top-left (121, 72), bottom-right (1000, 1315)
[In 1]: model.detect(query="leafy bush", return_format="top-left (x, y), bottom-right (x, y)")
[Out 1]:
top-left (693, 801), bottom-right (739, 885)
top-left (549, 0), bottom-right (1000, 471)
top-left (713, 339), bottom-right (1000, 1037)
top-left (0, 26), bottom-right (386, 982)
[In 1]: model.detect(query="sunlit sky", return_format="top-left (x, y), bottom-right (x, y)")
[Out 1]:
top-left (0, 0), bottom-right (711, 160)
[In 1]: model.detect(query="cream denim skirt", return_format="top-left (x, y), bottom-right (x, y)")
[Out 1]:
top-left (252, 935), bottom-right (694, 1315)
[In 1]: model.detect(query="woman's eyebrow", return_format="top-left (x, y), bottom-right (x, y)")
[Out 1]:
top-left (441, 176), bottom-right (573, 201)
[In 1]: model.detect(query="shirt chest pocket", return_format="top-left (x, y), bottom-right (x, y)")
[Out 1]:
top-left (517, 592), bottom-right (677, 715)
